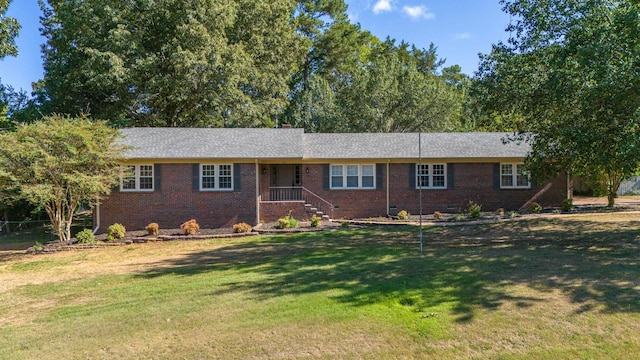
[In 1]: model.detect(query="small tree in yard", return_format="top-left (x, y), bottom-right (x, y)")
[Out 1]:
top-left (0, 115), bottom-right (125, 243)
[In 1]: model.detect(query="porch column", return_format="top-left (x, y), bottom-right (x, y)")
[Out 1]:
top-left (255, 160), bottom-right (260, 225)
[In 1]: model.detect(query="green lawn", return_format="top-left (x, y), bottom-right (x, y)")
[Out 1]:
top-left (1, 213), bottom-right (639, 359)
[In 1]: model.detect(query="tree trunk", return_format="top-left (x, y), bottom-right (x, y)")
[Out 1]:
top-left (3, 209), bottom-right (10, 234)
top-left (607, 191), bottom-right (616, 208)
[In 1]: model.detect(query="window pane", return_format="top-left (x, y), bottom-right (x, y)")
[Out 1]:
top-left (432, 164), bottom-right (445, 188)
top-left (331, 165), bottom-right (343, 176)
top-left (362, 176), bottom-right (374, 188)
top-left (501, 164), bottom-right (513, 176)
top-left (122, 165), bottom-right (136, 189)
top-left (139, 177), bottom-right (153, 189)
top-left (346, 175), bottom-right (359, 187)
top-left (202, 165), bottom-right (215, 177)
top-left (361, 165), bottom-right (374, 176)
top-left (501, 175), bottom-right (513, 187)
top-left (139, 165), bottom-right (153, 177)
top-left (331, 176), bottom-right (343, 188)
top-left (516, 165), bottom-right (529, 187)
top-left (418, 164), bottom-right (429, 176)
top-left (347, 165), bottom-right (358, 176)
top-left (219, 165), bottom-right (232, 189)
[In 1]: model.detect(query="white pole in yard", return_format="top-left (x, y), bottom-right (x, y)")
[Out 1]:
top-left (419, 131), bottom-right (423, 255)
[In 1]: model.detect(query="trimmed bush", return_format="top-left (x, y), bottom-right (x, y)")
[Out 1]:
top-left (397, 210), bottom-right (409, 220)
top-left (467, 201), bottom-right (482, 218)
top-left (233, 222), bottom-right (252, 233)
top-left (76, 229), bottom-right (95, 244)
top-left (277, 212), bottom-right (299, 229)
top-left (106, 223), bottom-right (126, 242)
top-left (180, 219), bottom-right (199, 235)
top-left (433, 211), bottom-right (442, 220)
top-left (145, 222), bottom-right (159, 236)
top-left (529, 202), bottom-right (543, 213)
top-left (310, 214), bottom-right (322, 227)
top-left (562, 198), bottom-right (574, 212)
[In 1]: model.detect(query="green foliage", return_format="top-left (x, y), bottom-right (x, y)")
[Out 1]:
top-left (145, 223), bottom-right (159, 236)
top-left (0, 115), bottom-right (125, 243)
top-left (233, 222), bottom-right (252, 233)
top-left (40, 0), bottom-right (305, 127)
top-left (180, 219), bottom-right (199, 235)
top-left (529, 202), bottom-right (543, 214)
top-left (397, 210), bottom-right (409, 220)
top-left (467, 201), bottom-right (482, 218)
top-left (562, 198), bottom-right (574, 212)
top-left (0, 0), bottom-right (20, 58)
top-left (508, 211), bottom-right (519, 218)
top-left (433, 211), bottom-right (442, 220)
top-left (310, 214), bottom-right (321, 227)
top-left (476, 0), bottom-right (640, 206)
top-left (75, 229), bottom-right (95, 244)
top-left (449, 213), bottom-right (466, 222)
top-left (277, 212), bottom-right (299, 229)
top-left (106, 223), bottom-right (125, 242)
top-left (32, 241), bottom-right (43, 252)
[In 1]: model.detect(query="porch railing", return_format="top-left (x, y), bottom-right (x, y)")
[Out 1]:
top-left (301, 187), bottom-right (334, 219)
top-left (266, 186), bottom-right (303, 201)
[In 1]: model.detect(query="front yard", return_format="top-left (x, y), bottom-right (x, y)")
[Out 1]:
top-left (1, 212), bottom-right (639, 359)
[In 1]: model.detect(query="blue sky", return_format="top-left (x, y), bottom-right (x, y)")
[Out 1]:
top-left (0, 0), bottom-right (511, 92)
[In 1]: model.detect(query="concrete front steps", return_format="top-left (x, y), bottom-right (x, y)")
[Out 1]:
top-left (304, 203), bottom-right (331, 221)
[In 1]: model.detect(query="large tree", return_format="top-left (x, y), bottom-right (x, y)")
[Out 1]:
top-left (0, 115), bottom-right (125, 242)
top-left (40, 0), bottom-right (305, 127)
top-left (0, 0), bottom-right (19, 58)
top-left (476, 0), bottom-right (640, 206)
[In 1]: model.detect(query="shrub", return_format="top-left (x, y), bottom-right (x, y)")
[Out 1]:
top-left (33, 241), bottom-right (44, 252)
top-left (276, 211), bottom-right (299, 229)
top-left (341, 221), bottom-right (350, 228)
top-left (450, 213), bottom-right (466, 222)
top-left (233, 222), bottom-right (252, 233)
top-left (310, 214), bottom-right (322, 227)
top-left (529, 202), bottom-right (542, 213)
top-left (76, 229), bottom-right (95, 244)
top-left (562, 198), bottom-right (574, 212)
top-left (145, 222), bottom-right (159, 236)
top-left (496, 208), bottom-right (505, 216)
top-left (433, 211), bottom-right (442, 220)
top-left (106, 223), bottom-right (126, 242)
top-left (467, 201), bottom-right (482, 218)
top-left (397, 210), bottom-right (409, 220)
top-left (180, 219), bottom-right (200, 235)
top-left (508, 211), bottom-right (519, 218)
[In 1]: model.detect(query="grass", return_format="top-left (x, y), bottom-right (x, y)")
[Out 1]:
top-left (1, 212), bottom-right (639, 359)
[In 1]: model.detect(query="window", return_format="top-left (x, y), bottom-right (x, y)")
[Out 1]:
top-left (201, 164), bottom-right (233, 191)
top-left (416, 163), bottom-right (447, 189)
top-left (501, 163), bottom-right (530, 189)
top-left (330, 164), bottom-right (375, 189)
top-left (120, 164), bottom-right (154, 191)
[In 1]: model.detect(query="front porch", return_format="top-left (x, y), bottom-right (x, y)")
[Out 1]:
top-left (258, 164), bottom-right (333, 221)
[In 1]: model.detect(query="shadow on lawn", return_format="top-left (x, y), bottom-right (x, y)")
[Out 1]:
top-left (135, 218), bottom-right (640, 322)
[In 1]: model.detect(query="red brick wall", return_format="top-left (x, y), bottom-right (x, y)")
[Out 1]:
top-left (259, 202), bottom-right (308, 223)
top-left (99, 163), bottom-right (257, 232)
top-left (100, 161), bottom-right (567, 231)
top-left (300, 163), bottom-right (567, 218)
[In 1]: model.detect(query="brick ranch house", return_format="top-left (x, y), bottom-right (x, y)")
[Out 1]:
top-left (96, 128), bottom-right (569, 232)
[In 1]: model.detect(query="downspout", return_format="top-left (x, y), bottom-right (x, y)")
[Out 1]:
top-left (92, 200), bottom-right (100, 235)
top-left (386, 160), bottom-right (390, 217)
top-left (255, 160), bottom-right (260, 225)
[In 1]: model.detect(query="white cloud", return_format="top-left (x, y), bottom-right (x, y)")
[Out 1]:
top-left (402, 5), bottom-right (435, 20)
top-left (454, 32), bottom-right (471, 39)
top-left (373, 0), bottom-right (393, 14)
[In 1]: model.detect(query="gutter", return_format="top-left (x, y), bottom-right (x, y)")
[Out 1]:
top-left (386, 160), bottom-right (390, 217)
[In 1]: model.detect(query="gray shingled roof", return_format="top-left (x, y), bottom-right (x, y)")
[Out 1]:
top-left (303, 132), bottom-right (530, 159)
top-left (119, 128), bottom-right (304, 159)
top-left (118, 128), bottom-right (530, 160)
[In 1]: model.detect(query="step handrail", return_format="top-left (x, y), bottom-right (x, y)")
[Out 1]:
top-left (301, 187), bottom-right (334, 219)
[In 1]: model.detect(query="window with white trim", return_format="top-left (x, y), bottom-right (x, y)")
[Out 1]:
top-left (200, 164), bottom-right (233, 191)
top-left (416, 163), bottom-right (447, 189)
top-left (330, 164), bottom-right (375, 189)
top-left (120, 164), bottom-right (154, 191)
top-left (501, 163), bottom-right (531, 189)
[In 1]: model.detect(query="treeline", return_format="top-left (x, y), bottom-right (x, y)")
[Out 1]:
top-left (0, 0), bottom-right (474, 132)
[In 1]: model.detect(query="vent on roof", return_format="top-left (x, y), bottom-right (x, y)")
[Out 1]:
top-left (282, 124), bottom-right (292, 129)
